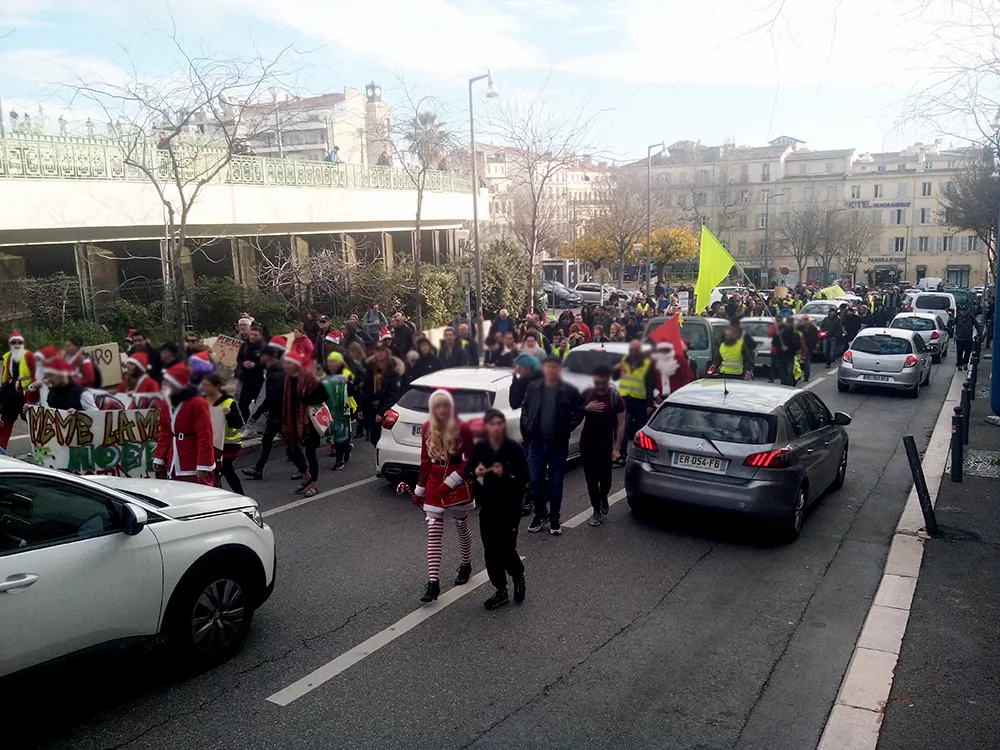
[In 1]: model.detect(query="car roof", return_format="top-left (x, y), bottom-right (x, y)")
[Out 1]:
top-left (853, 327), bottom-right (916, 339)
top-left (666, 379), bottom-right (800, 413)
top-left (0, 454), bottom-right (48, 474)
top-left (739, 316), bottom-right (774, 323)
top-left (410, 367), bottom-right (512, 391)
top-left (913, 291), bottom-right (955, 299)
top-left (892, 312), bottom-right (940, 320)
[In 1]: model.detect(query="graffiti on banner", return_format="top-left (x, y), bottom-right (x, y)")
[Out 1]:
top-left (81, 342), bottom-right (122, 387)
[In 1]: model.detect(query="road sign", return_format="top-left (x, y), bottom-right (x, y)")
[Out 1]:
top-left (780, 266), bottom-right (790, 276)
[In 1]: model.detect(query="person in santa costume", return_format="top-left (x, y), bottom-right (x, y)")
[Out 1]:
top-left (118, 351), bottom-right (161, 408)
top-left (153, 362), bottom-right (216, 485)
top-left (397, 389), bottom-right (477, 603)
top-left (281, 348), bottom-right (329, 496)
top-left (651, 339), bottom-right (696, 402)
top-left (0, 332), bottom-right (38, 450)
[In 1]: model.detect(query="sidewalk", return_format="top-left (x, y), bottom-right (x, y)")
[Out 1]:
top-left (878, 355), bottom-right (1000, 749)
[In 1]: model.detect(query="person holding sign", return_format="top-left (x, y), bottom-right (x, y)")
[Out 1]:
top-left (153, 363), bottom-right (216, 485)
top-left (44, 358), bottom-right (97, 411)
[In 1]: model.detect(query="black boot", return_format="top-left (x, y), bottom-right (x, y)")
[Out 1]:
top-left (455, 562), bottom-right (472, 585)
top-left (345, 444), bottom-right (353, 463)
top-left (333, 445), bottom-right (346, 471)
top-left (420, 580), bottom-right (440, 603)
top-left (241, 467), bottom-right (263, 480)
top-left (484, 589), bottom-right (509, 610)
top-left (513, 575), bottom-right (526, 604)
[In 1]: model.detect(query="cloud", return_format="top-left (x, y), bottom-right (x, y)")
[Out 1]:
top-left (0, 48), bottom-right (128, 87)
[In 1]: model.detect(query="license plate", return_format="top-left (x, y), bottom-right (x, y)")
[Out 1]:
top-left (671, 452), bottom-right (729, 475)
top-left (411, 425), bottom-right (422, 436)
top-left (862, 374), bottom-right (890, 382)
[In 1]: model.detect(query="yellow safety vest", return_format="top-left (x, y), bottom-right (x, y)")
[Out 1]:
top-left (618, 358), bottom-right (651, 400)
top-left (552, 343), bottom-right (570, 360)
top-left (218, 397), bottom-right (243, 446)
top-left (718, 340), bottom-right (744, 375)
top-left (637, 303), bottom-right (651, 316)
top-left (1, 353), bottom-right (32, 391)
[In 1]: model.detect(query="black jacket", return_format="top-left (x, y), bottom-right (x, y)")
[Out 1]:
top-left (954, 314), bottom-right (982, 342)
top-left (252, 362), bottom-right (286, 422)
top-left (465, 437), bottom-right (530, 524)
top-left (820, 314), bottom-right (843, 337)
top-left (361, 356), bottom-right (404, 419)
top-left (236, 340), bottom-right (264, 384)
top-left (393, 322), bottom-right (415, 355)
top-left (517, 379), bottom-right (584, 445)
top-left (408, 353), bottom-right (442, 382)
top-left (799, 323), bottom-right (819, 351)
top-left (509, 370), bottom-right (542, 411)
top-left (843, 314), bottom-right (864, 339)
top-left (439, 343), bottom-right (470, 369)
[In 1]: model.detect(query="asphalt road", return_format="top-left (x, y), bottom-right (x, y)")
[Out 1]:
top-left (3, 361), bottom-right (953, 750)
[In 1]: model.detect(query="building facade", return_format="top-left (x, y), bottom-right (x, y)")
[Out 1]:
top-left (639, 137), bottom-right (985, 287)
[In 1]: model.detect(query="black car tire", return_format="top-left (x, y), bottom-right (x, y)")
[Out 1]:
top-left (775, 484), bottom-right (807, 543)
top-left (908, 382), bottom-right (921, 399)
top-left (164, 561), bottom-right (255, 668)
top-left (921, 368), bottom-right (931, 386)
top-left (627, 495), bottom-right (649, 515)
top-left (830, 444), bottom-right (848, 491)
top-left (837, 380), bottom-right (849, 393)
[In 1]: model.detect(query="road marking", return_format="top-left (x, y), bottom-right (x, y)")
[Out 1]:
top-left (803, 376), bottom-right (826, 390)
top-left (261, 476), bottom-right (380, 518)
top-left (267, 563), bottom-right (508, 706)
top-left (7, 434), bottom-right (28, 443)
top-left (563, 488), bottom-right (627, 528)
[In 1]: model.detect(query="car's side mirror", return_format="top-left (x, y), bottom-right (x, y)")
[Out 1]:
top-left (833, 412), bottom-right (852, 426)
top-left (122, 502), bottom-right (148, 536)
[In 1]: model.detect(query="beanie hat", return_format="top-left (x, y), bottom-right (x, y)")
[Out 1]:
top-left (126, 351), bottom-right (150, 372)
top-left (327, 351), bottom-right (345, 364)
top-left (162, 362), bottom-right (190, 390)
top-left (513, 353), bottom-right (540, 372)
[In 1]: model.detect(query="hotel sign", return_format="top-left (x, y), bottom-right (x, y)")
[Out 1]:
top-left (847, 200), bottom-right (911, 209)
top-left (866, 257), bottom-right (899, 264)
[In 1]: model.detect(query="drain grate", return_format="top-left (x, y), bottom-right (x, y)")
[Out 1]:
top-left (947, 448), bottom-right (1000, 479)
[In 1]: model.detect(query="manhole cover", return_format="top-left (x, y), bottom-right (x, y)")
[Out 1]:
top-left (947, 448), bottom-right (1000, 479)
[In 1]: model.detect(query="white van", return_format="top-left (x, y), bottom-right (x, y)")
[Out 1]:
top-left (914, 277), bottom-right (944, 291)
top-left (910, 292), bottom-right (957, 330)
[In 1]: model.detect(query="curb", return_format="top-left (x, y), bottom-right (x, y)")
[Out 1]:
top-left (816, 369), bottom-right (965, 750)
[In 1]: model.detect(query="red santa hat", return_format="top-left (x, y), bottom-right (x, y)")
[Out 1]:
top-left (38, 345), bottom-right (61, 361)
top-left (269, 335), bottom-right (288, 353)
top-left (125, 328), bottom-right (137, 342)
top-left (379, 327), bottom-right (392, 342)
top-left (8, 331), bottom-right (24, 344)
top-left (283, 348), bottom-right (310, 369)
top-left (44, 357), bottom-right (73, 376)
top-left (126, 351), bottom-right (150, 372)
top-left (325, 330), bottom-right (343, 345)
top-left (162, 362), bottom-right (190, 390)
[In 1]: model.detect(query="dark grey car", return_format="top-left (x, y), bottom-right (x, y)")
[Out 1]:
top-left (625, 380), bottom-right (851, 541)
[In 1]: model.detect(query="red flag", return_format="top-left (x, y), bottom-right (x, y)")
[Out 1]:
top-left (648, 314), bottom-right (684, 353)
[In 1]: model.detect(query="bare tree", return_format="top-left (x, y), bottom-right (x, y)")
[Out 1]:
top-left (68, 24), bottom-right (300, 333)
top-left (941, 151), bottom-right (1000, 267)
top-left (587, 172), bottom-right (665, 284)
top-left (486, 86), bottom-right (600, 308)
top-left (831, 211), bottom-right (884, 279)
top-left (775, 205), bottom-right (824, 283)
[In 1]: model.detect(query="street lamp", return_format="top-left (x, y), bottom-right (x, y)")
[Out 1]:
top-left (646, 142), bottom-right (666, 296)
top-left (269, 87), bottom-right (284, 159)
top-left (469, 71), bottom-right (498, 345)
top-left (991, 110), bottom-right (1000, 416)
top-left (763, 191), bottom-right (786, 286)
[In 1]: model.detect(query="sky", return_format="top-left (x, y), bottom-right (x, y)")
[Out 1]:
top-left (0, 0), bottom-right (983, 161)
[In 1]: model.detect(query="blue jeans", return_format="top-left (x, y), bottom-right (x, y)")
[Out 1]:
top-left (620, 397), bottom-right (650, 455)
top-left (527, 441), bottom-right (568, 524)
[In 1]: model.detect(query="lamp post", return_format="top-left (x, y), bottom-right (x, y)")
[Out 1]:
top-left (991, 113), bottom-right (1000, 415)
top-left (646, 142), bottom-right (665, 297)
top-left (469, 71), bottom-right (498, 346)
top-left (762, 191), bottom-right (785, 287)
top-left (270, 88), bottom-right (284, 159)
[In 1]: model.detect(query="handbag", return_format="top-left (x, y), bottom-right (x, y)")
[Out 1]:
top-left (308, 404), bottom-right (333, 434)
top-left (440, 479), bottom-right (473, 508)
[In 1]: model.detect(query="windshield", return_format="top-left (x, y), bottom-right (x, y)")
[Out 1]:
top-left (651, 405), bottom-right (775, 445)
top-left (396, 387), bottom-right (494, 413)
top-left (915, 296), bottom-right (951, 311)
top-left (852, 335), bottom-right (913, 355)
top-left (800, 302), bottom-right (837, 316)
top-left (680, 320), bottom-right (708, 350)
top-left (562, 349), bottom-right (625, 375)
top-left (891, 317), bottom-right (936, 332)
top-left (741, 321), bottom-right (773, 339)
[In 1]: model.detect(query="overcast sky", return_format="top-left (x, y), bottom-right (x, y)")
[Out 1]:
top-left (0, 0), bottom-right (980, 160)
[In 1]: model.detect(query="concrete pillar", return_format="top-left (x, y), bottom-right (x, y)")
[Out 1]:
top-left (0, 252), bottom-right (26, 281)
top-left (382, 232), bottom-right (395, 269)
top-left (431, 229), bottom-right (441, 266)
top-left (342, 233), bottom-right (357, 266)
top-left (74, 243), bottom-right (118, 317)
top-left (231, 238), bottom-right (258, 287)
top-left (443, 229), bottom-right (457, 264)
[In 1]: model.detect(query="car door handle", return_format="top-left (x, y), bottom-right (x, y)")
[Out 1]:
top-left (0, 574), bottom-right (39, 593)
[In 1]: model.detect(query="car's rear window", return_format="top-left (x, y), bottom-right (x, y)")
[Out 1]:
top-left (562, 349), bottom-right (624, 375)
top-left (742, 321), bottom-right (773, 338)
top-left (852, 335), bottom-right (913, 355)
top-left (680, 321), bottom-right (709, 350)
top-left (800, 302), bottom-right (837, 316)
top-left (650, 405), bottom-right (775, 444)
top-left (915, 296), bottom-right (951, 311)
top-left (891, 318), bottom-right (936, 331)
top-left (396, 387), bottom-right (494, 413)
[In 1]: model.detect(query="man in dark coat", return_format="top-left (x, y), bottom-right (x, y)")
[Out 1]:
top-left (235, 325), bottom-right (265, 419)
top-left (360, 345), bottom-right (404, 447)
top-left (241, 343), bottom-right (286, 481)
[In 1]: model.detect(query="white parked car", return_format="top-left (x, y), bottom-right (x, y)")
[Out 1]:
top-left (376, 367), bottom-right (582, 481)
top-left (890, 312), bottom-right (950, 363)
top-left (560, 341), bottom-right (636, 394)
top-left (0, 457), bottom-right (275, 678)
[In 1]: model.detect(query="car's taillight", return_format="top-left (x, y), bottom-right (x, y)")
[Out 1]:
top-left (842, 350), bottom-right (853, 363)
top-left (818, 331), bottom-right (827, 339)
top-left (904, 355), bottom-right (918, 368)
top-left (467, 418), bottom-right (485, 437)
top-left (706, 363), bottom-right (717, 375)
top-left (744, 448), bottom-right (792, 468)
top-left (633, 431), bottom-right (658, 453)
top-left (930, 331), bottom-right (940, 340)
top-left (382, 408), bottom-right (399, 429)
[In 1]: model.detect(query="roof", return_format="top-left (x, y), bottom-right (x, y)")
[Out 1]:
top-left (853, 327), bottom-right (917, 339)
top-left (243, 92), bottom-right (346, 115)
top-left (666, 379), bottom-right (799, 412)
top-left (411, 367), bottom-right (512, 391)
top-left (786, 149), bottom-right (856, 161)
top-left (564, 342), bottom-right (633, 354)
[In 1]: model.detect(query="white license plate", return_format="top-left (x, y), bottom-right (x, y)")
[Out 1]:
top-left (862, 374), bottom-right (890, 382)
top-left (671, 452), bottom-right (729, 475)
top-left (411, 424), bottom-right (422, 436)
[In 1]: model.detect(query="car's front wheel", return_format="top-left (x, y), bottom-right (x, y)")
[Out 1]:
top-left (166, 563), bottom-right (255, 667)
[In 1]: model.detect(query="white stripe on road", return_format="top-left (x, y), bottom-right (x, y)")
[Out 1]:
top-left (7, 434), bottom-right (28, 443)
top-left (261, 476), bottom-right (380, 518)
top-left (267, 562), bottom-right (514, 706)
top-left (563, 488), bottom-right (627, 529)
top-left (802, 376), bottom-right (826, 390)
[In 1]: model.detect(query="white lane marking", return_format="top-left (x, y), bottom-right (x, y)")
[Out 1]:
top-left (563, 488), bottom-right (627, 528)
top-left (802, 376), bottom-right (826, 390)
top-left (7, 434), bottom-right (29, 443)
top-left (261, 476), bottom-right (379, 518)
top-left (267, 563), bottom-right (511, 706)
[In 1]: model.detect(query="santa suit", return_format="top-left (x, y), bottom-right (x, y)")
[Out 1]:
top-left (154, 389), bottom-right (216, 483)
top-left (65, 350), bottom-right (97, 388)
top-left (119, 374), bottom-right (162, 409)
top-left (0, 348), bottom-right (37, 450)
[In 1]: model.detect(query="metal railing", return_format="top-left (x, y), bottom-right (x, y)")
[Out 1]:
top-left (0, 134), bottom-right (472, 193)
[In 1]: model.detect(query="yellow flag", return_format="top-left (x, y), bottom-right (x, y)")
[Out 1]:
top-left (695, 225), bottom-right (736, 314)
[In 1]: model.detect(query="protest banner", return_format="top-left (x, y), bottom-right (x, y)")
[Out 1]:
top-left (210, 334), bottom-right (243, 371)
top-left (81, 342), bottom-right (122, 387)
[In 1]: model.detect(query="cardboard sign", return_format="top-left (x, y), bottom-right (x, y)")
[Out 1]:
top-left (210, 334), bottom-right (243, 370)
top-left (677, 291), bottom-right (691, 312)
top-left (81, 342), bottom-right (122, 387)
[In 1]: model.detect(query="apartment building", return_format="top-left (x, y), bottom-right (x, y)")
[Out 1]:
top-left (639, 137), bottom-right (985, 287)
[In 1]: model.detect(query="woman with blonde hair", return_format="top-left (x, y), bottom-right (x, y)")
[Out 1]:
top-left (397, 389), bottom-right (476, 602)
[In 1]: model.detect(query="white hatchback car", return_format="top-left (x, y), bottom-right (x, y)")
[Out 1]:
top-left (376, 367), bottom-right (582, 481)
top-left (0, 457), bottom-right (275, 678)
top-left (890, 312), bottom-right (950, 363)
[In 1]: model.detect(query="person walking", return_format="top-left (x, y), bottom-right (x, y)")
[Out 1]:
top-left (520, 356), bottom-right (584, 535)
top-left (580, 364), bottom-right (625, 527)
top-left (0, 332), bottom-right (38, 450)
top-left (281, 349), bottom-right (328, 497)
top-left (613, 340), bottom-right (655, 467)
top-left (241, 340), bottom-right (287, 481)
top-left (360, 344), bottom-right (404, 448)
top-left (153, 363), bottom-right (216, 485)
top-left (236, 325), bottom-right (265, 419)
top-left (772, 316), bottom-right (801, 387)
top-left (798, 316), bottom-right (819, 383)
top-left (820, 308), bottom-right (843, 366)
top-left (201, 373), bottom-right (245, 495)
top-left (712, 323), bottom-right (754, 380)
top-left (953, 308), bottom-right (982, 371)
top-left (398, 390), bottom-right (477, 603)
top-left (364, 303), bottom-right (388, 339)
top-left (323, 351), bottom-right (357, 470)
top-left (466, 409), bottom-right (529, 609)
